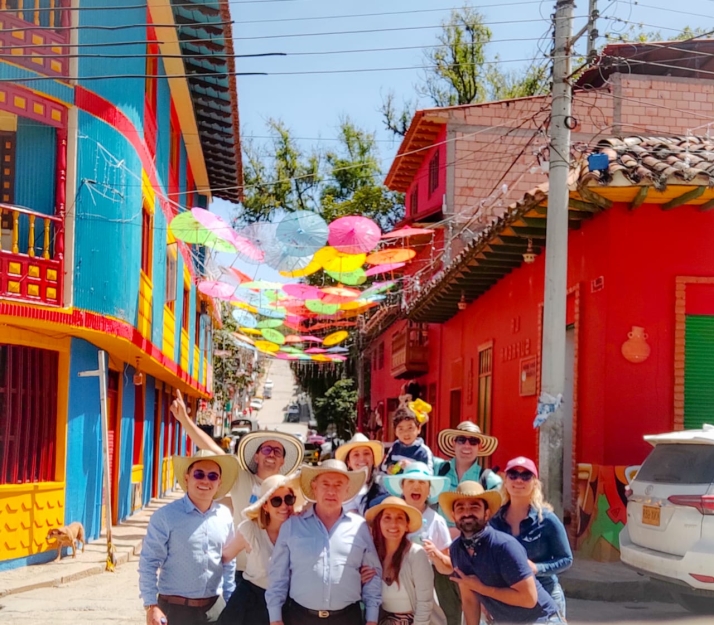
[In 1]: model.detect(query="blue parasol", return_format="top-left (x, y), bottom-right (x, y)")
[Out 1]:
top-left (276, 211), bottom-right (329, 257)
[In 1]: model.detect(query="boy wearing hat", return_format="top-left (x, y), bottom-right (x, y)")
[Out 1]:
top-left (439, 482), bottom-right (562, 625)
top-left (139, 450), bottom-right (239, 625)
top-left (380, 399), bottom-right (434, 475)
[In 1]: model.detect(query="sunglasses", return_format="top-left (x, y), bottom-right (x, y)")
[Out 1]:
top-left (192, 469), bottom-right (221, 482)
top-left (506, 470), bottom-right (534, 482)
top-left (258, 445), bottom-right (285, 458)
top-left (269, 494), bottom-right (297, 508)
top-left (455, 436), bottom-right (481, 446)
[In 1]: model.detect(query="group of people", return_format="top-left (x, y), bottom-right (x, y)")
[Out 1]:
top-left (139, 391), bottom-right (572, 625)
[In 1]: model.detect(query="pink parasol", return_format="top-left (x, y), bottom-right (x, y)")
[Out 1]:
top-left (198, 280), bottom-right (236, 299)
top-left (305, 347), bottom-right (327, 354)
top-left (364, 262), bottom-right (406, 277)
top-left (274, 352), bottom-right (298, 360)
top-left (282, 283), bottom-right (323, 301)
top-left (230, 232), bottom-right (266, 264)
top-left (284, 334), bottom-right (304, 344)
top-left (221, 266), bottom-right (253, 284)
top-left (191, 207), bottom-right (235, 243)
top-left (381, 226), bottom-right (434, 240)
top-left (328, 216), bottom-right (382, 254)
top-left (299, 335), bottom-right (323, 343)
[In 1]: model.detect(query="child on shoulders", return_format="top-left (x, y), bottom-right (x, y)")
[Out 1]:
top-left (380, 394), bottom-right (434, 474)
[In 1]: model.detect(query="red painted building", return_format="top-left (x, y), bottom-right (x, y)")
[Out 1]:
top-left (362, 42), bottom-right (714, 560)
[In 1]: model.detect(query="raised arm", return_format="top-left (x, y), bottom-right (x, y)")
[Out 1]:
top-left (222, 527), bottom-right (249, 563)
top-left (170, 390), bottom-right (223, 455)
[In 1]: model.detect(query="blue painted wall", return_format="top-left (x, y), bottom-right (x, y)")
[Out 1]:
top-left (117, 364), bottom-right (136, 521)
top-left (15, 117), bottom-right (56, 216)
top-left (65, 338), bottom-right (103, 542)
top-left (142, 376), bottom-right (156, 506)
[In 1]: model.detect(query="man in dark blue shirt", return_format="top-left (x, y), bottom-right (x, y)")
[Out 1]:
top-left (439, 482), bottom-right (563, 625)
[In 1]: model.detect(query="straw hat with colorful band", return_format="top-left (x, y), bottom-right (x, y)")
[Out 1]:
top-left (236, 431), bottom-right (304, 475)
top-left (334, 432), bottom-right (384, 467)
top-left (437, 421), bottom-right (499, 458)
top-left (381, 461), bottom-right (449, 504)
top-left (438, 481), bottom-right (503, 523)
top-left (300, 459), bottom-right (365, 502)
top-left (365, 496), bottom-right (423, 533)
top-left (243, 472), bottom-right (305, 520)
top-left (173, 450), bottom-right (240, 500)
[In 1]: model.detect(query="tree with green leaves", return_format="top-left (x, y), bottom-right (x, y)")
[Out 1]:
top-left (212, 306), bottom-right (254, 409)
top-left (313, 378), bottom-right (359, 440)
top-left (238, 119), bottom-right (403, 228)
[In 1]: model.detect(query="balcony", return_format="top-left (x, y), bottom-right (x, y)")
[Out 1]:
top-left (0, 0), bottom-right (70, 79)
top-left (391, 322), bottom-right (429, 379)
top-left (0, 204), bottom-right (63, 306)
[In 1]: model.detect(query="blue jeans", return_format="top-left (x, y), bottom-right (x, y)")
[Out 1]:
top-left (549, 582), bottom-right (566, 619)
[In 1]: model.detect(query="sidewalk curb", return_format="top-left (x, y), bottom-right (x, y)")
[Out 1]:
top-left (0, 491), bottom-right (180, 599)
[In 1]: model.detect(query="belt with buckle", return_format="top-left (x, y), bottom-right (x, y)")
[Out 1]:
top-left (158, 594), bottom-right (218, 608)
top-left (291, 600), bottom-right (358, 619)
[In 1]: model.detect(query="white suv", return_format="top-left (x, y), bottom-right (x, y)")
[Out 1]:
top-left (620, 424), bottom-right (714, 614)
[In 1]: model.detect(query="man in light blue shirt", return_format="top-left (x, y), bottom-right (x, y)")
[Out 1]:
top-left (266, 459), bottom-right (382, 625)
top-left (139, 450), bottom-right (238, 625)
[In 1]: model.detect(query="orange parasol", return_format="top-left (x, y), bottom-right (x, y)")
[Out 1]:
top-left (323, 330), bottom-right (349, 346)
top-left (365, 248), bottom-right (417, 265)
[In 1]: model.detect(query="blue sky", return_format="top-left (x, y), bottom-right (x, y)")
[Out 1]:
top-left (211, 0), bottom-right (714, 281)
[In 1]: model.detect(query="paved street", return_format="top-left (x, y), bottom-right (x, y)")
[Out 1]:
top-left (0, 552), bottom-right (709, 624)
top-left (253, 359), bottom-right (308, 439)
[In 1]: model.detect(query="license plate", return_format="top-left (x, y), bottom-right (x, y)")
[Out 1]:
top-left (642, 505), bottom-right (661, 526)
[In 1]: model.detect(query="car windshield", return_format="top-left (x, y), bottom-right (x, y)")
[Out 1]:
top-left (635, 443), bottom-right (714, 484)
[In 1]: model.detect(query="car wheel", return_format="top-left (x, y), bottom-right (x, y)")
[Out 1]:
top-left (672, 592), bottom-right (714, 614)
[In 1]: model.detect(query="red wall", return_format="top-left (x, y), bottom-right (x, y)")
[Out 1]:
top-left (405, 127), bottom-right (447, 221)
top-left (369, 201), bottom-right (714, 470)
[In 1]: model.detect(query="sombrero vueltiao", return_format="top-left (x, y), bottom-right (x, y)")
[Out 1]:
top-left (437, 421), bottom-right (499, 458)
top-left (335, 432), bottom-right (384, 467)
top-left (237, 431), bottom-right (304, 475)
top-left (173, 449), bottom-right (240, 500)
top-left (365, 496), bottom-right (423, 533)
top-left (438, 481), bottom-right (503, 523)
top-left (300, 459), bottom-right (365, 502)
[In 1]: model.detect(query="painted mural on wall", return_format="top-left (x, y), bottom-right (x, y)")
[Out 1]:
top-left (574, 463), bottom-right (639, 562)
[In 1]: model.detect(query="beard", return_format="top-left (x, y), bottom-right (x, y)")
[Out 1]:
top-left (455, 514), bottom-right (487, 536)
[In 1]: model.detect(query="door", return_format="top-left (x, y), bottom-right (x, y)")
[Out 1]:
top-left (562, 327), bottom-right (575, 513)
top-left (152, 389), bottom-right (161, 498)
top-left (449, 389), bottom-right (462, 428)
top-left (684, 315), bottom-right (714, 429)
top-left (106, 370), bottom-right (120, 525)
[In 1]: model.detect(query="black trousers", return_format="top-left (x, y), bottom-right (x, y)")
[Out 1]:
top-left (283, 600), bottom-right (363, 625)
top-left (157, 596), bottom-right (225, 625)
top-left (218, 579), bottom-right (268, 625)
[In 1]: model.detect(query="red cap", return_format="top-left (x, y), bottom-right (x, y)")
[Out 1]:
top-left (505, 456), bottom-right (538, 478)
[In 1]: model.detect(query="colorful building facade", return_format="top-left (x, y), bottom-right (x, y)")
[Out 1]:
top-left (363, 43), bottom-right (714, 559)
top-left (0, 0), bottom-right (241, 570)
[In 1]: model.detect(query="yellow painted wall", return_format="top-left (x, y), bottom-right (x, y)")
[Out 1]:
top-left (138, 272), bottom-right (153, 340)
top-left (180, 328), bottom-right (190, 373)
top-left (162, 306), bottom-right (176, 359)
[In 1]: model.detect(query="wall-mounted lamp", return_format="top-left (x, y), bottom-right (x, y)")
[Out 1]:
top-left (457, 291), bottom-right (468, 311)
top-left (621, 326), bottom-right (651, 363)
top-left (133, 358), bottom-right (144, 386)
top-left (523, 239), bottom-right (536, 264)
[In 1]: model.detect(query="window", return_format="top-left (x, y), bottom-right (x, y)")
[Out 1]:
top-left (477, 341), bottom-right (494, 462)
top-left (0, 344), bottom-right (59, 484)
top-left (0, 130), bottom-right (16, 217)
top-left (409, 186), bottom-right (418, 216)
top-left (196, 300), bottom-right (206, 346)
top-left (182, 285), bottom-right (190, 332)
top-left (140, 205), bottom-right (153, 278)
top-left (636, 444), bottom-right (714, 484)
top-left (165, 242), bottom-right (177, 311)
top-left (428, 151), bottom-right (440, 196)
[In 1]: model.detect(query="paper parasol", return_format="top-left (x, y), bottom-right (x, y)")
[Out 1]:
top-left (230, 232), bottom-right (266, 264)
top-left (299, 335), bottom-right (323, 343)
top-left (305, 299), bottom-right (340, 315)
top-left (340, 299), bottom-right (370, 311)
top-left (198, 280), bottom-right (236, 299)
top-left (232, 302), bottom-right (259, 314)
top-left (239, 280), bottom-right (285, 291)
top-left (328, 355), bottom-right (348, 362)
top-left (284, 334), bottom-right (304, 344)
top-left (280, 346), bottom-right (305, 354)
top-left (258, 306), bottom-right (287, 319)
top-left (366, 248), bottom-right (417, 265)
top-left (232, 309), bottom-right (257, 328)
top-left (261, 328), bottom-right (286, 345)
top-left (220, 266), bottom-right (253, 284)
top-left (323, 330), bottom-right (349, 346)
top-left (280, 258), bottom-right (322, 278)
top-left (170, 212), bottom-right (236, 253)
top-left (240, 222), bottom-right (278, 252)
top-left (233, 333), bottom-right (256, 346)
top-left (325, 268), bottom-right (367, 286)
top-left (191, 207), bottom-right (236, 245)
top-left (326, 346), bottom-right (350, 353)
top-left (363, 281), bottom-right (396, 296)
top-left (282, 283), bottom-right (323, 301)
top-left (274, 352), bottom-right (298, 360)
top-left (320, 286), bottom-right (360, 305)
top-left (263, 246), bottom-right (315, 273)
top-left (257, 318), bottom-right (283, 329)
top-left (314, 246), bottom-right (366, 273)
top-left (381, 226), bottom-right (434, 240)
top-left (276, 210), bottom-right (329, 257)
top-left (254, 340), bottom-right (280, 353)
top-left (240, 327), bottom-right (263, 335)
top-left (305, 347), bottom-right (327, 354)
top-left (311, 354), bottom-right (332, 362)
top-left (364, 262), bottom-right (406, 277)
top-left (328, 216), bottom-right (382, 254)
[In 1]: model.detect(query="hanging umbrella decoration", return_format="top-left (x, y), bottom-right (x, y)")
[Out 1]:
top-left (167, 209), bottom-right (433, 365)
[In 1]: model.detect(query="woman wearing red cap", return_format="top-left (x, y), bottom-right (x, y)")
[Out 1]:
top-left (489, 457), bottom-right (573, 617)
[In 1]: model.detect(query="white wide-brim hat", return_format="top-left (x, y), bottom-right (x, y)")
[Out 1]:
top-left (300, 459), bottom-right (365, 503)
top-left (335, 432), bottom-right (384, 467)
top-left (173, 450), bottom-right (240, 500)
top-left (381, 461), bottom-right (449, 504)
top-left (437, 421), bottom-right (499, 458)
top-left (236, 431), bottom-right (304, 475)
top-left (243, 472), bottom-right (305, 520)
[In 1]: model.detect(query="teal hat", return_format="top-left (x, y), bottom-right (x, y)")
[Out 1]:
top-left (381, 461), bottom-right (449, 504)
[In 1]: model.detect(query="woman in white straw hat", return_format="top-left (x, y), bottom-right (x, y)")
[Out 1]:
top-left (335, 432), bottom-right (389, 515)
top-left (218, 473), bottom-right (303, 625)
top-left (364, 497), bottom-right (445, 625)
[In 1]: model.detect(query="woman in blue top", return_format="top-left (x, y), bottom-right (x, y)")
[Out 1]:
top-left (489, 456), bottom-right (573, 617)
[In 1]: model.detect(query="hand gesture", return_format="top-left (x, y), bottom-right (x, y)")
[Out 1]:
top-left (170, 390), bottom-right (188, 421)
top-left (360, 565), bottom-right (377, 585)
top-left (422, 538), bottom-right (439, 559)
top-left (450, 567), bottom-right (485, 594)
top-left (146, 606), bottom-right (167, 625)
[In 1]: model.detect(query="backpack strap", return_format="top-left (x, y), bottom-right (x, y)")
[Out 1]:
top-left (438, 461), bottom-right (452, 477)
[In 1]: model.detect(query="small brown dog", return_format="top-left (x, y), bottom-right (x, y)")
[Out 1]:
top-left (46, 522), bottom-right (86, 562)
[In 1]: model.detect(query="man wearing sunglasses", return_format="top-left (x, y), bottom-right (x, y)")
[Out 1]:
top-left (139, 450), bottom-right (239, 625)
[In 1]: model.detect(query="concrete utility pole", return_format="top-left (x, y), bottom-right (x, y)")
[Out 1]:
top-left (539, 0), bottom-right (575, 518)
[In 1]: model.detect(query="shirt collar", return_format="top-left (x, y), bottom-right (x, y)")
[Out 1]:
top-left (182, 493), bottom-right (218, 515)
top-left (303, 503), bottom-right (350, 524)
